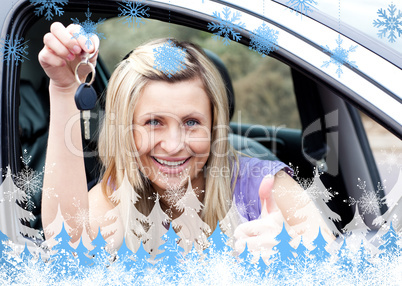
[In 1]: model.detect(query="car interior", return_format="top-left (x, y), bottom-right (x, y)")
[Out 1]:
top-left (8, 2), bottom-right (387, 239)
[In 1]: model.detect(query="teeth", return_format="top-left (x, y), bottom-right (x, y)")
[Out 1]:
top-left (154, 157), bottom-right (186, 166)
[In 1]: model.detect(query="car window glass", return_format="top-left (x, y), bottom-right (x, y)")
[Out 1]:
top-left (361, 112), bottom-right (402, 194)
top-left (98, 18), bottom-right (301, 129)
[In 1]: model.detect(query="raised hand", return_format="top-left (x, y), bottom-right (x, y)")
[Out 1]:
top-left (38, 22), bottom-right (99, 91)
top-left (233, 175), bottom-right (297, 261)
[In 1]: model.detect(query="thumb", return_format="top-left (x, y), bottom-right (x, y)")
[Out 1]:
top-left (258, 175), bottom-right (280, 218)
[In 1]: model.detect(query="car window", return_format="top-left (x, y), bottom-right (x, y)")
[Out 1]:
top-left (98, 18), bottom-right (301, 129)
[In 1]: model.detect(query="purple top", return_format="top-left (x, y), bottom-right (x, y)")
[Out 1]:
top-left (231, 156), bottom-right (293, 221)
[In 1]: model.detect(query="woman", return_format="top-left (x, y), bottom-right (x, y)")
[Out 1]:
top-left (40, 22), bottom-right (334, 257)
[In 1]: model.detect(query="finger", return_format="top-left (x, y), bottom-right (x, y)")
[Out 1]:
top-left (258, 175), bottom-right (279, 218)
top-left (38, 46), bottom-right (66, 69)
top-left (66, 24), bottom-right (99, 55)
top-left (50, 22), bottom-right (81, 57)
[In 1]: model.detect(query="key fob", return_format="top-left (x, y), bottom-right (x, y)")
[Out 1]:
top-left (75, 83), bottom-right (97, 110)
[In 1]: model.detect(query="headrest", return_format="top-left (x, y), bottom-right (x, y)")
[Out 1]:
top-left (203, 49), bottom-right (235, 121)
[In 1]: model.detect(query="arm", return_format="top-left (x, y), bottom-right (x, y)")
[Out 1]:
top-left (40, 22), bottom-right (99, 242)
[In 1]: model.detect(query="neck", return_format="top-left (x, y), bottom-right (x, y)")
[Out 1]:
top-left (153, 175), bottom-right (205, 220)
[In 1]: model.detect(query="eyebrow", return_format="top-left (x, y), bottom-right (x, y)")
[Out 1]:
top-left (137, 112), bottom-right (208, 121)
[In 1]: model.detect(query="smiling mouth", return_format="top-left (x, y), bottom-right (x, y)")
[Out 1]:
top-left (152, 157), bottom-right (190, 167)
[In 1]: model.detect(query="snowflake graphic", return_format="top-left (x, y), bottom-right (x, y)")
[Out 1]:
top-left (373, 4), bottom-right (402, 43)
top-left (71, 8), bottom-right (106, 49)
top-left (207, 6), bottom-right (246, 46)
top-left (118, 0), bottom-right (150, 30)
top-left (249, 23), bottom-right (279, 57)
top-left (234, 192), bottom-right (257, 220)
top-left (345, 179), bottom-right (386, 216)
top-left (321, 35), bottom-right (358, 78)
top-left (153, 40), bottom-right (187, 78)
top-left (286, 0), bottom-right (317, 16)
top-left (379, 147), bottom-right (402, 173)
top-left (12, 150), bottom-right (44, 211)
top-left (0, 35), bottom-right (29, 66)
top-left (30, 0), bottom-right (68, 21)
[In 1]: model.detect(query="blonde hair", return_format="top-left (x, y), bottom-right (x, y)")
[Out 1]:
top-left (98, 38), bottom-right (236, 234)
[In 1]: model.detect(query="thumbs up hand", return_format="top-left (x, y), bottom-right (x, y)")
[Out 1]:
top-left (233, 175), bottom-right (297, 261)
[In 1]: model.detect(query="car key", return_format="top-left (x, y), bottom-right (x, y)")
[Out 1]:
top-left (74, 49), bottom-right (97, 140)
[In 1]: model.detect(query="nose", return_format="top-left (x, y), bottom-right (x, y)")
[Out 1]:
top-left (160, 125), bottom-right (185, 154)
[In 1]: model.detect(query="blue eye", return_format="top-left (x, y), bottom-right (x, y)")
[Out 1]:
top-left (146, 119), bottom-right (160, 126)
top-left (185, 119), bottom-right (199, 127)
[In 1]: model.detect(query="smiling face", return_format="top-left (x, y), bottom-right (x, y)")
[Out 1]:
top-left (133, 77), bottom-right (212, 202)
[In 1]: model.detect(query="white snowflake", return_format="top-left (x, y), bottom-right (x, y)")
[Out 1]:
top-left (12, 150), bottom-right (43, 211)
top-left (118, 0), bottom-right (150, 30)
top-left (153, 40), bottom-right (187, 78)
top-left (0, 35), bottom-right (29, 66)
top-left (373, 4), bottom-right (402, 43)
top-left (233, 192), bottom-right (257, 220)
top-left (207, 6), bottom-right (246, 46)
top-left (71, 8), bottom-right (106, 49)
top-left (345, 179), bottom-right (386, 216)
top-left (379, 147), bottom-right (402, 173)
top-left (30, 0), bottom-right (68, 21)
top-left (249, 23), bottom-right (279, 57)
top-left (286, 0), bottom-right (317, 16)
top-left (321, 35), bottom-right (358, 78)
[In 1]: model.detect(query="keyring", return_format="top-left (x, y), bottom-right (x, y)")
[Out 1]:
top-left (75, 60), bottom-right (96, 85)
top-left (75, 41), bottom-right (99, 85)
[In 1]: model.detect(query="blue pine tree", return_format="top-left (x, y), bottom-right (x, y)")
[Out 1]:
top-left (290, 236), bottom-right (313, 275)
top-left (205, 221), bottom-right (231, 255)
top-left (310, 227), bottom-right (330, 262)
top-left (379, 222), bottom-right (402, 259)
top-left (49, 222), bottom-right (77, 278)
top-left (134, 240), bottom-right (153, 280)
top-left (116, 237), bottom-right (135, 270)
top-left (0, 230), bottom-right (13, 264)
top-left (355, 241), bottom-right (372, 274)
top-left (155, 223), bottom-right (184, 268)
top-left (20, 242), bottom-right (34, 262)
top-left (238, 242), bottom-right (253, 269)
top-left (254, 253), bottom-right (268, 278)
top-left (335, 239), bottom-right (353, 272)
top-left (267, 223), bottom-right (295, 278)
top-left (89, 227), bottom-right (110, 266)
top-left (75, 237), bottom-right (93, 268)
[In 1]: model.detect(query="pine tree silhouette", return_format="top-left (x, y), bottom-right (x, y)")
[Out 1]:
top-left (155, 223), bottom-right (184, 268)
top-left (75, 237), bottom-right (93, 267)
top-left (379, 222), bottom-right (402, 259)
top-left (89, 227), bottom-right (111, 266)
top-left (267, 223), bottom-right (295, 278)
top-left (116, 237), bottom-right (135, 270)
top-left (49, 222), bottom-right (77, 277)
top-left (0, 230), bottom-right (13, 264)
top-left (254, 253), bottom-right (268, 278)
top-left (335, 239), bottom-right (353, 272)
top-left (134, 240), bottom-right (152, 279)
top-left (238, 243), bottom-right (253, 267)
top-left (355, 241), bottom-right (372, 274)
top-left (205, 221), bottom-right (231, 256)
top-left (310, 227), bottom-right (330, 262)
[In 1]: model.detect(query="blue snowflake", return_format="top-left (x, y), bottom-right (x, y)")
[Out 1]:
top-left (0, 35), bottom-right (29, 66)
top-left (30, 0), bottom-right (68, 21)
top-left (321, 35), bottom-right (357, 78)
top-left (71, 8), bottom-right (106, 49)
top-left (207, 6), bottom-right (246, 46)
top-left (286, 0), bottom-right (317, 16)
top-left (249, 23), bottom-right (279, 57)
top-left (373, 4), bottom-right (402, 43)
top-left (118, 0), bottom-right (150, 30)
top-left (153, 40), bottom-right (186, 78)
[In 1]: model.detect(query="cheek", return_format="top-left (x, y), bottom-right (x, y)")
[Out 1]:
top-left (133, 126), bottom-right (151, 155)
top-left (186, 128), bottom-right (211, 158)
